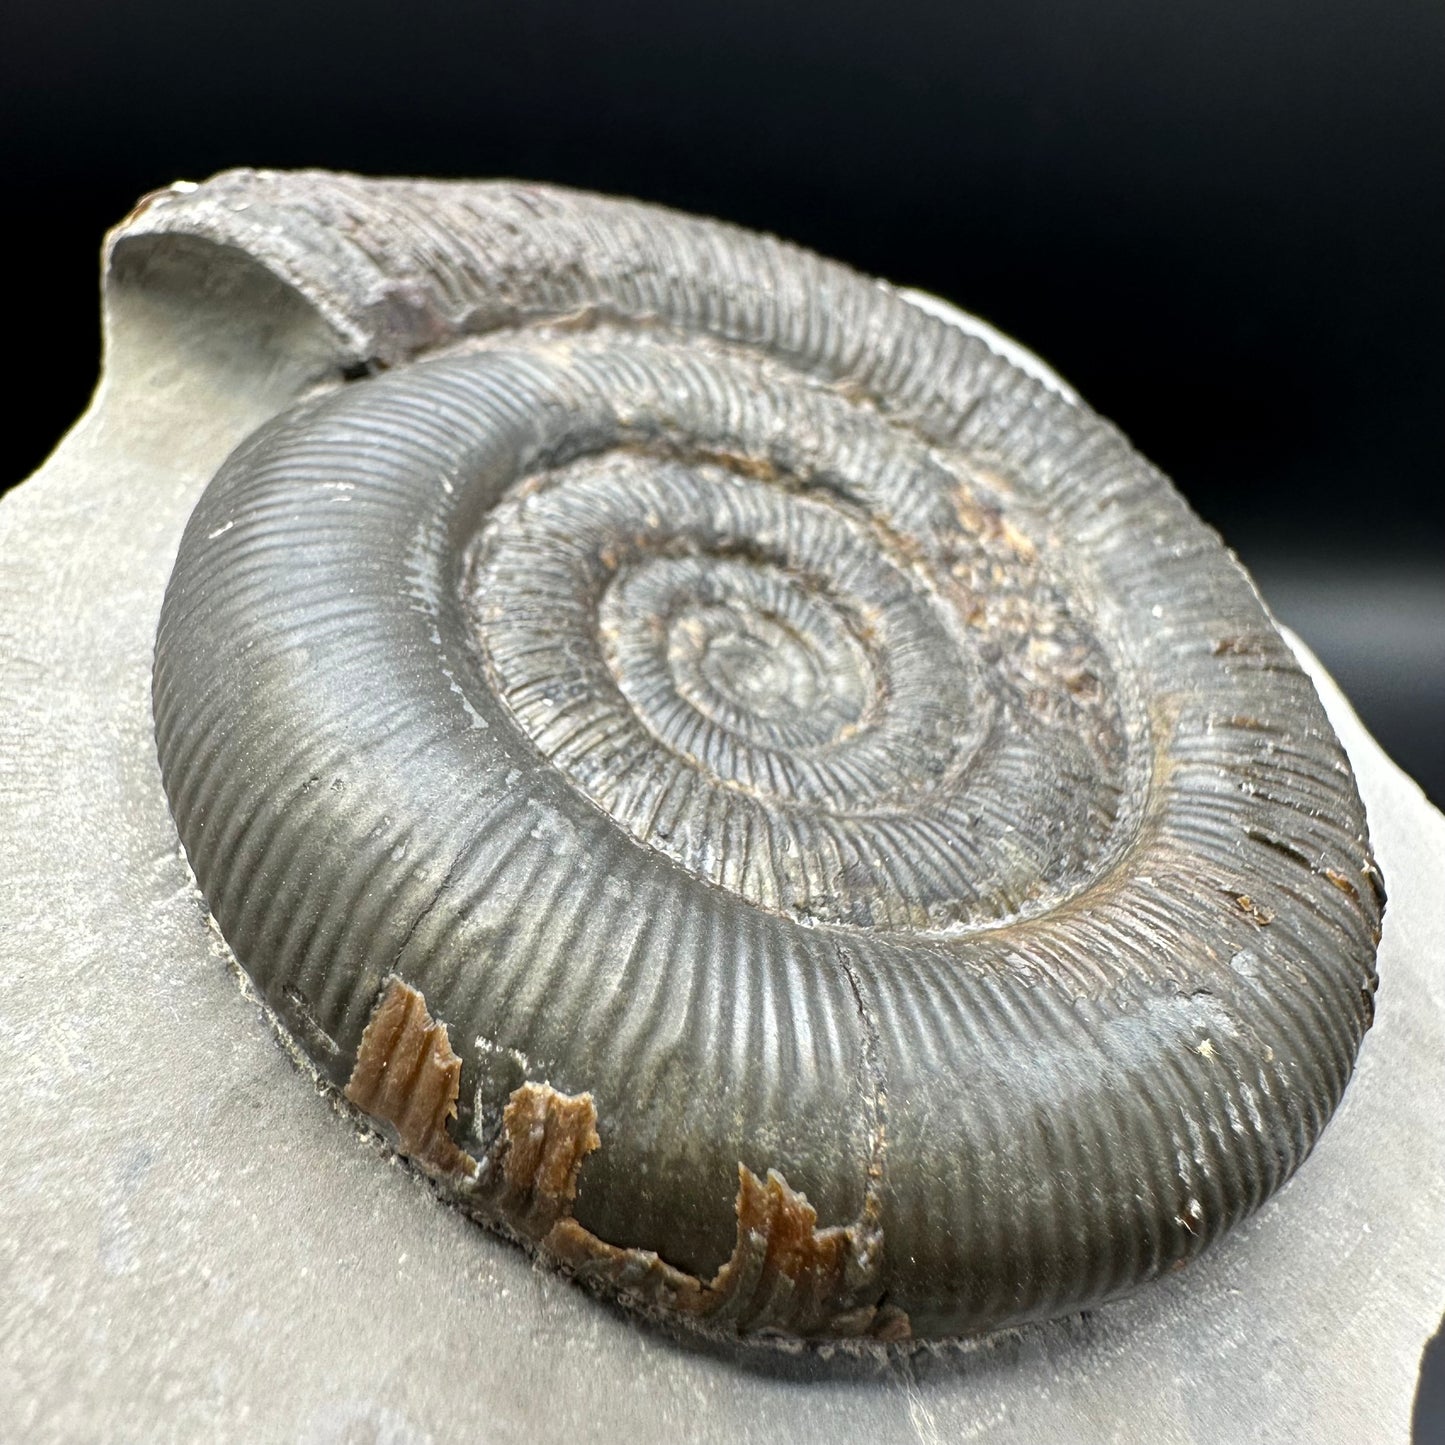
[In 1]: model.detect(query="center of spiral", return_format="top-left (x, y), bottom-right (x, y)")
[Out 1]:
top-left (683, 612), bottom-right (828, 719)
top-left (611, 555), bottom-right (874, 758)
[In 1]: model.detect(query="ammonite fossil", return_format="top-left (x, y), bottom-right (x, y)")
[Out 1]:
top-left (149, 172), bottom-right (1383, 1344)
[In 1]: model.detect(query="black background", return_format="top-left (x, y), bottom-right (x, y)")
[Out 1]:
top-left (2, 1), bottom-right (1442, 1431)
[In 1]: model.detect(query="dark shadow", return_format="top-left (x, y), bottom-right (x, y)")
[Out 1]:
top-left (1415, 1313), bottom-right (1445, 1444)
top-left (560, 1267), bottom-right (1104, 1387)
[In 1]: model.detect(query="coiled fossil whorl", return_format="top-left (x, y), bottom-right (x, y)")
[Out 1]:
top-left (148, 172), bottom-right (1383, 1343)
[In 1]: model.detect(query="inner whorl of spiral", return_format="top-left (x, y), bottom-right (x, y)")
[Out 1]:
top-left (148, 173), bottom-right (1382, 1344)
top-left (462, 341), bottom-right (1138, 932)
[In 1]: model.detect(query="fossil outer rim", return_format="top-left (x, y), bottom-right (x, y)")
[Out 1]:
top-left (146, 171), bottom-right (1382, 1342)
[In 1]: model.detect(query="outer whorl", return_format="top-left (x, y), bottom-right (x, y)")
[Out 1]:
top-left (148, 171), bottom-right (1383, 1343)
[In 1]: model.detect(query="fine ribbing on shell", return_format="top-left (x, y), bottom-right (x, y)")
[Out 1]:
top-left (147, 172), bottom-right (1381, 1340)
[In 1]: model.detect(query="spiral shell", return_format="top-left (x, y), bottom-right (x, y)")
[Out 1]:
top-left (147, 172), bottom-right (1382, 1343)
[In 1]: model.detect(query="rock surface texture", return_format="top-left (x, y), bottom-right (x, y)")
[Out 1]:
top-left (0, 171), bottom-right (1441, 1441)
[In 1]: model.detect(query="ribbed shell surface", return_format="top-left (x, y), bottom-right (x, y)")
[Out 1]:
top-left (147, 172), bottom-right (1382, 1341)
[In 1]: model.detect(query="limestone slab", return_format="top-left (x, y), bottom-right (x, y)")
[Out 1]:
top-left (1, 172), bottom-right (1441, 1444)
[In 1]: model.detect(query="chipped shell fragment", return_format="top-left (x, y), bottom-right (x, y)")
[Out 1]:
top-left (347, 980), bottom-right (910, 1341)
